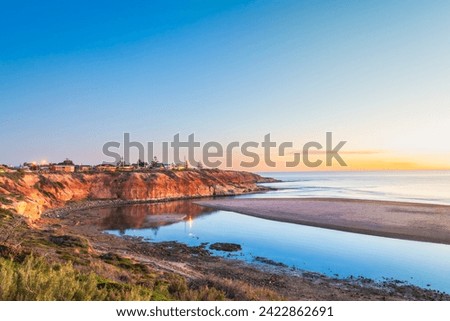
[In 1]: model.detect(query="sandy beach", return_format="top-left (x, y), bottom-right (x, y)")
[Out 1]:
top-left (195, 198), bottom-right (450, 245)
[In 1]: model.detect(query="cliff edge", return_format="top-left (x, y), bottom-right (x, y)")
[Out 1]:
top-left (0, 169), bottom-right (275, 219)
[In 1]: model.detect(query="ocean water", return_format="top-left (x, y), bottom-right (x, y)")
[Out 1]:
top-left (251, 170), bottom-right (450, 205)
top-left (102, 170), bottom-right (450, 293)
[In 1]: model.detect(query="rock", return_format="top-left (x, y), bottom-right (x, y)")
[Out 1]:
top-left (209, 242), bottom-right (242, 252)
top-left (254, 256), bottom-right (288, 267)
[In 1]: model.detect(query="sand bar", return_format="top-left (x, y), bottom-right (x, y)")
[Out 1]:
top-left (195, 198), bottom-right (450, 245)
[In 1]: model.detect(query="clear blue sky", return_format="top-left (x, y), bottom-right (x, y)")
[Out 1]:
top-left (1, 1), bottom-right (449, 169)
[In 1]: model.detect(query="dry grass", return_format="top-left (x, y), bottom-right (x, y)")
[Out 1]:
top-left (190, 275), bottom-right (283, 301)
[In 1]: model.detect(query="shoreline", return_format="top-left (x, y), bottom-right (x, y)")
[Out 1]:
top-left (22, 195), bottom-right (447, 300)
top-left (195, 198), bottom-right (450, 245)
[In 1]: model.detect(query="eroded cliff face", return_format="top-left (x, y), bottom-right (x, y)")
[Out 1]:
top-left (0, 170), bottom-right (273, 220)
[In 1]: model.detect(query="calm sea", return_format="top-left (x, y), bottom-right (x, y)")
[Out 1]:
top-left (253, 170), bottom-right (450, 205)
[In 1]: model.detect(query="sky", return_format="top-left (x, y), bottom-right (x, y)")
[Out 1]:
top-left (1, 0), bottom-right (449, 171)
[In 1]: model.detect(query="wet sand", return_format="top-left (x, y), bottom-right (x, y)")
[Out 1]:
top-left (196, 198), bottom-right (450, 245)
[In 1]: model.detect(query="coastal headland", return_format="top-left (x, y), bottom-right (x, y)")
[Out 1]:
top-left (0, 169), bottom-right (274, 220)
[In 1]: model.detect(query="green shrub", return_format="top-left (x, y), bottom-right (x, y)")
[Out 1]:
top-left (0, 195), bottom-right (13, 205)
top-left (0, 208), bottom-right (14, 219)
top-left (100, 253), bottom-right (148, 274)
top-left (3, 171), bottom-right (25, 183)
top-left (0, 255), bottom-right (153, 300)
top-left (49, 235), bottom-right (89, 249)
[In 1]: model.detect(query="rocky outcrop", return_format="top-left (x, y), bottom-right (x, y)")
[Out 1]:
top-left (0, 170), bottom-right (274, 220)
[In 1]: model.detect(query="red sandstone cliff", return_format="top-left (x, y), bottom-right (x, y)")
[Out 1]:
top-left (0, 170), bottom-right (274, 219)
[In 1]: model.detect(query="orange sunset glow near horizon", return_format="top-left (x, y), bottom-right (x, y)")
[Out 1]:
top-left (226, 151), bottom-right (450, 172)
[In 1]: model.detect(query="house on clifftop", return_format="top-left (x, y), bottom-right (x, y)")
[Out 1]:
top-left (95, 164), bottom-right (117, 172)
top-left (50, 159), bottom-right (75, 172)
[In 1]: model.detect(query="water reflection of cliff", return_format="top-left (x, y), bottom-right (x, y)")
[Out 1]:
top-left (98, 200), bottom-right (216, 234)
